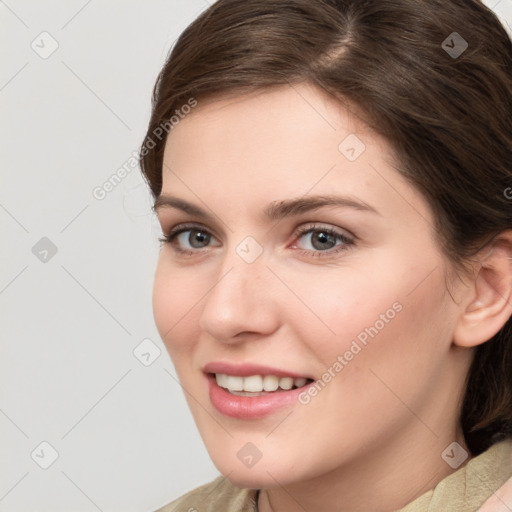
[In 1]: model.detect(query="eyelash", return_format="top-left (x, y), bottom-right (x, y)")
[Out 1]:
top-left (158, 222), bottom-right (355, 259)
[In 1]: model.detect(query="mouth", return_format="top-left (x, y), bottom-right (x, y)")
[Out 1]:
top-left (211, 373), bottom-right (314, 396)
top-left (203, 362), bottom-right (315, 419)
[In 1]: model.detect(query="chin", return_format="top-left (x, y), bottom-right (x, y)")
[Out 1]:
top-left (210, 451), bottom-right (304, 489)
top-left (219, 467), bottom-right (283, 489)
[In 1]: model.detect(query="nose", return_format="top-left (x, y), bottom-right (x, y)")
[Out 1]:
top-left (198, 248), bottom-right (281, 343)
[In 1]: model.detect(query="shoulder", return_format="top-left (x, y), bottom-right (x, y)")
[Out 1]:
top-left (154, 475), bottom-right (259, 512)
top-left (400, 438), bottom-right (512, 511)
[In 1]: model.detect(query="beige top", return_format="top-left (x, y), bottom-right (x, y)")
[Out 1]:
top-left (156, 439), bottom-right (512, 512)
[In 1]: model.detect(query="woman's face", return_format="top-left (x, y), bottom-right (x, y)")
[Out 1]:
top-left (153, 83), bottom-right (472, 489)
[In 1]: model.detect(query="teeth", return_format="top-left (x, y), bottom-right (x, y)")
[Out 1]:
top-left (279, 377), bottom-right (294, 390)
top-left (216, 373), bottom-right (228, 389)
top-left (263, 375), bottom-right (279, 391)
top-left (226, 375), bottom-right (243, 391)
top-left (294, 378), bottom-right (307, 388)
top-left (244, 375), bottom-right (263, 392)
top-left (215, 374), bottom-right (309, 393)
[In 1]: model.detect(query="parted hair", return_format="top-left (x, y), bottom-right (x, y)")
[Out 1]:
top-left (139, 0), bottom-right (512, 455)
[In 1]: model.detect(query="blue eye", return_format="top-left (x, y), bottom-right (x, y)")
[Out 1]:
top-left (292, 225), bottom-right (355, 257)
top-left (175, 229), bottom-right (212, 249)
top-left (159, 223), bottom-right (355, 258)
top-left (159, 224), bottom-right (220, 253)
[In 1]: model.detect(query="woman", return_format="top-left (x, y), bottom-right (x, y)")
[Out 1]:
top-left (139, 0), bottom-right (512, 510)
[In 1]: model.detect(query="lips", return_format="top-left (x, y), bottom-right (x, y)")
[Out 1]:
top-left (203, 361), bottom-right (315, 419)
top-left (203, 361), bottom-right (313, 379)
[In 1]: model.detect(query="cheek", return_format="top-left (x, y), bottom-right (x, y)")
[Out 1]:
top-left (278, 249), bottom-right (450, 370)
top-left (152, 260), bottom-right (200, 356)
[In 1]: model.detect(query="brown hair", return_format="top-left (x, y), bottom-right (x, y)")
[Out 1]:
top-left (139, 0), bottom-right (512, 455)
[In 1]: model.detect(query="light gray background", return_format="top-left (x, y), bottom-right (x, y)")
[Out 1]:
top-left (1, 1), bottom-right (511, 511)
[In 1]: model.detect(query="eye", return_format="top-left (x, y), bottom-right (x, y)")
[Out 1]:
top-left (159, 222), bottom-right (355, 258)
top-left (158, 223), bottom-right (220, 254)
top-left (291, 224), bottom-right (355, 257)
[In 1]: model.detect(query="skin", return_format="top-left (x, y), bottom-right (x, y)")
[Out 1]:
top-left (479, 477), bottom-right (512, 511)
top-left (152, 82), bottom-right (512, 512)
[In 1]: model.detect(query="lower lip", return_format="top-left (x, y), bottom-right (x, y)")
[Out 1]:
top-left (207, 374), bottom-right (311, 419)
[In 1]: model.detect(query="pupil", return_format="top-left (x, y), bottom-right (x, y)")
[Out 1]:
top-left (313, 231), bottom-right (335, 250)
top-left (190, 230), bottom-right (209, 248)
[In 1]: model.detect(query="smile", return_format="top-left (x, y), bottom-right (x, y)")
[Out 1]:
top-left (203, 362), bottom-right (315, 419)
top-left (215, 373), bottom-right (311, 395)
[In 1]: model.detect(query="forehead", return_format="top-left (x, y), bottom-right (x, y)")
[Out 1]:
top-left (163, 84), bottom-right (387, 178)
top-left (159, 83), bottom-right (429, 227)
top-left (165, 83), bottom-right (380, 152)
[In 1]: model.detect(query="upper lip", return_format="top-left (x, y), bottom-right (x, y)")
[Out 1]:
top-left (203, 361), bottom-right (311, 379)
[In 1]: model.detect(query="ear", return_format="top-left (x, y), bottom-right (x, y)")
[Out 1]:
top-left (452, 230), bottom-right (512, 348)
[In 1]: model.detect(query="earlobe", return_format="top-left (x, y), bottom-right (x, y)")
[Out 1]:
top-left (452, 231), bottom-right (512, 348)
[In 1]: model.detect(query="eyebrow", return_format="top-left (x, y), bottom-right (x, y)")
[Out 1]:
top-left (154, 194), bottom-right (380, 221)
